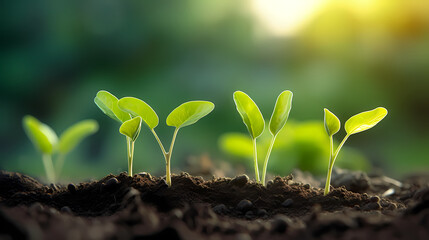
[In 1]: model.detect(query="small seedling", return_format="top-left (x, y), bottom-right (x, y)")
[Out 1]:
top-left (233, 90), bottom-right (293, 185)
top-left (23, 115), bottom-right (98, 182)
top-left (323, 107), bottom-right (388, 195)
top-left (118, 97), bottom-right (214, 187)
top-left (94, 90), bottom-right (142, 176)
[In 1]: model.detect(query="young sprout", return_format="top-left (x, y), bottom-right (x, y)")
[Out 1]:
top-left (323, 107), bottom-right (388, 195)
top-left (23, 116), bottom-right (98, 182)
top-left (263, 90), bottom-right (293, 186)
top-left (94, 90), bottom-right (141, 176)
top-left (118, 97), bottom-right (214, 187)
top-left (233, 91), bottom-right (265, 183)
top-left (233, 90), bottom-right (293, 185)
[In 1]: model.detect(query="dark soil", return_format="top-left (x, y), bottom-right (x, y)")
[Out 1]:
top-left (0, 169), bottom-right (428, 240)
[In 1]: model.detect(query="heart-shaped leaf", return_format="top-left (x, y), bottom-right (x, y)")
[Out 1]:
top-left (23, 115), bottom-right (58, 154)
top-left (345, 107), bottom-right (388, 135)
top-left (119, 117), bottom-right (142, 141)
top-left (166, 101), bottom-right (214, 129)
top-left (233, 91), bottom-right (265, 139)
top-left (94, 90), bottom-right (130, 123)
top-left (324, 108), bottom-right (340, 136)
top-left (58, 120), bottom-right (99, 154)
top-left (269, 90), bottom-right (293, 136)
top-left (118, 97), bottom-right (159, 129)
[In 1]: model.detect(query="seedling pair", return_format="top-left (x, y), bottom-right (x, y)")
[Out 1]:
top-left (94, 90), bottom-right (214, 186)
top-left (323, 107), bottom-right (388, 195)
top-left (233, 90), bottom-right (293, 186)
top-left (23, 116), bottom-right (98, 182)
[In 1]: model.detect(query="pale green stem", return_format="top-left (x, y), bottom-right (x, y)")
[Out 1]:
top-left (252, 138), bottom-right (260, 183)
top-left (151, 129), bottom-right (167, 157)
top-left (262, 135), bottom-right (276, 186)
top-left (324, 134), bottom-right (349, 195)
top-left (56, 153), bottom-right (65, 177)
top-left (42, 154), bottom-right (55, 183)
top-left (127, 137), bottom-right (135, 177)
top-left (165, 128), bottom-right (179, 187)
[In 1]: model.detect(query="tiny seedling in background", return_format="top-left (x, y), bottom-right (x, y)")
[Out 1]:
top-left (263, 90), bottom-right (293, 186)
top-left (94, 90), bottom-right (144, 177)
top-left (323, 107), bottom-right (388, 195)
top-left (118, 97), bottom-right (214, 187)
top-left (233, 90), bottom-right (293, 185)
top-left (23, 116), bottom-right (98, 182)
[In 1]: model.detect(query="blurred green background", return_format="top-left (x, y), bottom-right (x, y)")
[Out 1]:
top-left (1, 0), bottom-right (429, 182)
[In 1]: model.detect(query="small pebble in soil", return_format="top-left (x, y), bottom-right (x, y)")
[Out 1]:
top-left (303, 183), bottom-right (310, 189)
top-left (245, 211), bottom-right (254, 219)
top-left (213, 204), bottom-right (228, 214)
top-left (138, 172), bottom-right (152, 179)
top-left (266, 180), bottom-right (274, 188)
top-left (257, 208), bottom-right (267, 217)
top-left (282, 198), bottom-right (294, 207)
top-left (50, 183), bottom-right (59, 191)
top-left (67, 183), bottom-right (77, 193)
top-left (61, 206), bottom-right (72, 214)
top-left (362, 202), bottom-right (381, 211)
top-left (237, 199), bottom-right (253, 212)
top-left (229, 175), bottom-right (249, 187)
top-left (104, 177), bottom-right (119, 191)
top-left (370, 196), bottom-right (380, 203)
top-left (271, 215), bottom-right (293, 233)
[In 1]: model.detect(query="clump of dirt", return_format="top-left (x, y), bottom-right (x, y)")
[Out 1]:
top-left (0, 170), bottom-right (428, 239)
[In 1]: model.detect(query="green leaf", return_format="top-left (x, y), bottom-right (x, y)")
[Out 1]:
top-left (345, 107), bottom-right (388, 135)
top-left (118, 97), bottom-right (159, 129)
top-left (324, 108), bottom-right (341, 136)
top-left (94, 90), bottom-right (130, 123)
top-left (166, 101), bottom-right (214, 129)
top-left (119, 117), bottom-right (142, 141)
top-left (269, 90), bottom-right (293, 136)
top-left (233, 91), bottom-right (265, 139)
top-left (23, 115), bottom-right (58, 154)
top-left (58, 120), bottom-right (99, 154)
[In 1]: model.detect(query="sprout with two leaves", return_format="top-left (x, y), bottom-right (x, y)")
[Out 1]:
top-left (94, 90), bottom-right (142, 177)
top-left (117, 97), bottom-right (214, 187)
top-left (323, 107), bottom-right (388, 195)
top-left (23, 116), bottom-right (98, 182)
top-left (233, 90), bottom-right (293, 186)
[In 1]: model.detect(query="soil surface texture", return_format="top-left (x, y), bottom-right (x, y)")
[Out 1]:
top-left (0, 169), bottom-right (428, 240)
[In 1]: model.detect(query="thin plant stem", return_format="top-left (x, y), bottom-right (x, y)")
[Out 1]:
top-left (56, 154), bottom-right (65, 177)
top-left (165, 128), bottom-right (179, 187)
top-left (262, 135), bottom-right (276, 186)
top-left (151, 129), bottom-right (167, 157)
top-left (324, 134), bottom-right (349, 195)
top-left (42, 154), bottom-right (55, 183)
top-left (127, 137), bottom-right (135, 176)
top-left (252, 138), bottom-right (260, 183)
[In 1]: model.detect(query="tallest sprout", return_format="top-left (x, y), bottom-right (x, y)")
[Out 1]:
top-left (323, 107), bottom-right (388, 195)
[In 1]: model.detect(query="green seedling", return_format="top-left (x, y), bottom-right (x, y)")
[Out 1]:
top-left (323, 107), bottom-right (388, 195)
top-left (118, 97), bottom-right (214, 187)
top-left (23, 115), bottom-right (98, 182)
top-left (233, 90), bottom-right (293, 185)
top-left (94, 90), bottom-right (144, 176)
top-left (263, 90), bottom-right (293, 186)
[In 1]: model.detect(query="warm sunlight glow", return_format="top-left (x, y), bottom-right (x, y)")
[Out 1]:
top-left (252, 0), bottom-right (327, 37)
